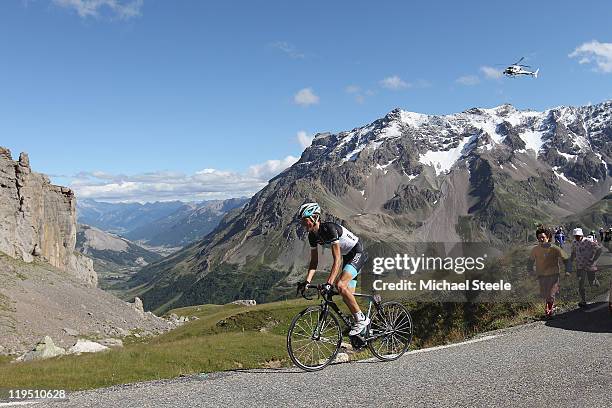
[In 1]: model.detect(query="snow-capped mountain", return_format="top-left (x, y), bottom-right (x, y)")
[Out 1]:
top-left (127, 101), bottom-right (612, 312)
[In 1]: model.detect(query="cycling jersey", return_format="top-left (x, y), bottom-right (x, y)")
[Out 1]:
top-left (308, 222), bottom-right (366, 289)
top-left (308, 222), bottom-right (360, 255)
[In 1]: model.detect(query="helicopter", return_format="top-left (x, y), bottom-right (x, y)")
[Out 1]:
top-left (503, 57), bottom-right (539, 78)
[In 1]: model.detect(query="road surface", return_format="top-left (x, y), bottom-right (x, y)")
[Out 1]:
top-left (30, 303), bottom-right (611, 408)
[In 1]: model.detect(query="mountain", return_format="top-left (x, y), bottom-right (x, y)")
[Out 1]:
top-left (77, 198), bottom-right (249, 251)
top-left (0, 148), bottom-right (96, 286)
top-left (76, 225), bottom-right (162, 289)
top-left (0, 147), bottom-right (174, 355)
top-left (560, 193), bottom-right (612, 232)
top-left (77, 199), bottom-right (186, 235)
top-left (126, 101), bottom-right (612, 313)
top-left (123, 198), bottom-right (249, 247)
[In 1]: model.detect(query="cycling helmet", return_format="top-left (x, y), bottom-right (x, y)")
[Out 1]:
top-left (298, 202), bottom-right (321, 219)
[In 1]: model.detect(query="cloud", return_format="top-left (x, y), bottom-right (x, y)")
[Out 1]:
top-left (52, 0), bottom-right (143, 20)
top-left (569, 41), bottom-right (612, 73)
top-left (456, 75), bottom-right (480, 86)
top-left (296, 131), bottom-right (314, 149)
top-left (294, 88), bottom-right (319, 106)
top-left (345, 84), bottom-right (372, 103)
top-left (480, 66), bottom-right (503, 79)
top-left (69, 156), bottom-right (299, 202)
top-left (380, 75), bottom-right (410, 90)
top-left (247, 156), bottom-right (299, 179)
top-left (270, 41), bottom-right (305, 59)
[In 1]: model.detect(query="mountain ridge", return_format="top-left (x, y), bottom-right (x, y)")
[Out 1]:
top-left (127, 101), bottom-right (612, 312)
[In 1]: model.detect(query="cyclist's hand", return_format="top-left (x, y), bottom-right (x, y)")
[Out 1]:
top-left (297, 281), bottom-right (310, 296)
top-left (320, 283), bottom-right (333, 295)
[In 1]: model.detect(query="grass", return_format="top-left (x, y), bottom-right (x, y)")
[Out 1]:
top-left (0, 299), bottom-right (309, 390)
top-left (0, 295), bottom-right (542, 391)
top-left (2, 242), bottom-right (608, 391)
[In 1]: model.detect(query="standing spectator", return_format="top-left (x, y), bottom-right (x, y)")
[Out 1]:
top-left (599, 227), bottom-right (604, 242)
top-left (530, 226), bottom-right (570, 317)
top-left (568, 228), bottom-right (603, 308)
top-left (554, 228), bottom-right (565, 247)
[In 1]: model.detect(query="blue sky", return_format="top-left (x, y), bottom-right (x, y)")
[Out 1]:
top-left (1, 0), bottom-right (611, 202)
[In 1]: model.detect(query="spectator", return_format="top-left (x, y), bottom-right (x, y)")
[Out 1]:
top-left (554, 228), bottom-right (565, 247)
top-left (568, 228), bottom-right (603, 308)
top-left (530, 226), bottom-right (570, 317)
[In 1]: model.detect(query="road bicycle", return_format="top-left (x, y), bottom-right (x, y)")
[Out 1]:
top-left (287, 284), bottom-right (413, 371)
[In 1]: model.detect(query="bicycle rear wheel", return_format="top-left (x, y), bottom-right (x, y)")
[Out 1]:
top-left (287, 306), bottom-right (342, 371)
top-left (368, 301), bottom-right (412, 361)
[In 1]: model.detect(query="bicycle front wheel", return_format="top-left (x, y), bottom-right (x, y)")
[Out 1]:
top-left (368, 301), bottom-right (412, 361)
top-left (287, 306), bottom-right (342, 371)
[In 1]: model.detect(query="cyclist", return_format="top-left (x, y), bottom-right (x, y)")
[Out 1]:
top-left (296, 202), bottom-right (370, 336)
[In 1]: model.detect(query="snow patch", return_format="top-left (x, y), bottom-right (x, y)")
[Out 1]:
top-left (376, 159), bottom-right (397, 175)
top-left (557, 151), bottom-right (576, 161)
top-left (518, 129), bottom-right (544, 156)
top-left (553, 167), bottom-right (577, 186)
top-left (418, 136), bottom-right (472, 176)
top-left (399, 110), bottom-right (429, 128)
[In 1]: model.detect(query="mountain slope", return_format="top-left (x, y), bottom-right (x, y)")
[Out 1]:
top-left (560, 193), bottom-right (612, 231)
top-left (124, 198), bottom-right (249, 247)
top-left (76, 225), bottom-right (162, 289)
top-left (77, 200), bottom-right (186, 235)
top-left (127, 101), bottom-right (612, 313)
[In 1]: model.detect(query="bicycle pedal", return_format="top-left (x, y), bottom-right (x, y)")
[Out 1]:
top-left (349, 334), bottom-right (367, 350)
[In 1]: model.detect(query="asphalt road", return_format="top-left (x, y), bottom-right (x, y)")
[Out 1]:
top-left (35, 303), bottom-right (611, 408)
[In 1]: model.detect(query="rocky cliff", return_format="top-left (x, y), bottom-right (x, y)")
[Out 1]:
top-left (0, 147), bottom-right (96, 287)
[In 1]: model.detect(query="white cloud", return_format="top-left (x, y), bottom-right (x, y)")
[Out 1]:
top-left (247, 155), bottom-right (299, 179)
top-left (380, 75), bottom-right (410, 90)
top-left (345, 85), bottom-right (360, 94)
top-left (294, 88), bottom-right (319, 106)
top-left (296, 131), bottom-right (314, 149)
top-left (480, 66), bottom-right (503, 79)
top-left (270, 41), bottom-right (305, 59)
top-left (569, 41), bottom-right (612, 73)
top-left (70, 156), bottom-right (298, 202)
top-left (53, 0), bottom-right (143, 20)
top-left (456, 75), bottom-right (480, 86)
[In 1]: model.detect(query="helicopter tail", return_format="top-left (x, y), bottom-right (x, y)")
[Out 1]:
top-left (533, 68), bottom-right (539, 78)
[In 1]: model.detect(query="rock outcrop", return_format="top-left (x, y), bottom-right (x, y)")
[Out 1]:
top-left (15, 336), bottom-right (66, 362)
top-left (0, 147), bottom-right (96, 287)
top-left (68, 339), bottom-right (109, 355)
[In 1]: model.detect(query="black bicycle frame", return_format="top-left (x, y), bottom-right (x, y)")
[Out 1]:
top-left (315, 291), bottom-right (385, 341)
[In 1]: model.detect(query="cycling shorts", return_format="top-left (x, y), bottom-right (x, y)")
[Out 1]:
top-left (342, 241), bottom-right (368, 288)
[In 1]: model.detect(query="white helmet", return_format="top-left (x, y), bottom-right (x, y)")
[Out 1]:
top-left (572, 228), bottom-right (583, 236)
top-left (298, 202), bottom-right (321, 219)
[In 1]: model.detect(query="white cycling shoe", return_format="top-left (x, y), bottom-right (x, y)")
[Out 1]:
top-left (349, 317), bottom-right (370, 336)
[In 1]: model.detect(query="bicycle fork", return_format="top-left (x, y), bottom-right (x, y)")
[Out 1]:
top-left (312, 304), bottom-right (329, 340)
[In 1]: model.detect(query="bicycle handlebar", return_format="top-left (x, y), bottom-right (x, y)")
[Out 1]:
top-left (300, 284), bottom-right (338, 300)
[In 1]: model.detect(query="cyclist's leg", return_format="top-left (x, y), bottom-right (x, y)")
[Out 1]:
top-left (336, 251), bottom-right (367, 313)
top-left (337, 271), bottom-right (360, 314)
